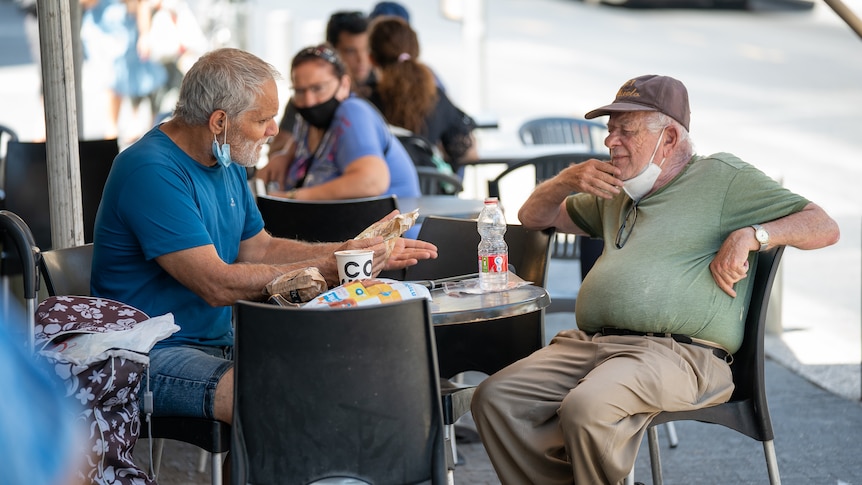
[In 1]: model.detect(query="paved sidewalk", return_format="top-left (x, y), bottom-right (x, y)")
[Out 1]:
top-left (135, 356), bottom-right (862, 484)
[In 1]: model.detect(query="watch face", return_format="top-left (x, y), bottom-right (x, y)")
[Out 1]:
top-left (756, 228), bottom-right (768, 243)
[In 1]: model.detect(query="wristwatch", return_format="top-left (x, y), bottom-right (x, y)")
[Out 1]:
top-left (751, 224), bottom-right (769, 252)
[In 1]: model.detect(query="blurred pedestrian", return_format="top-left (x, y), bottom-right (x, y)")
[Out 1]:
top-left (80, 0), bottom-right (167, 143)
top-left (369, 1), bottom-right (410, 23)
top-left (147, 0), bottom-right (208, 121)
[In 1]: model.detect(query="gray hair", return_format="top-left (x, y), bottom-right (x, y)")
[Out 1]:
top-left (643, 111), bottom-right (695, 162)
top-left (173, 48), bottom-right (282, 125)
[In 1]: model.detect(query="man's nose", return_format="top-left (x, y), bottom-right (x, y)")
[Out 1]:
top-left (266, 119), bottom-right (279, 137)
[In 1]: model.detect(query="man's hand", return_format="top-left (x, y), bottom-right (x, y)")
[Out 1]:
top-left (520, 158), bottom-right (622, 233)
top-left (384, 237), bottom-right (438, 271)
top-left (557, 159), bottom-right (623, 200)
top-left (710, 228), bottom-right (758, 297)
top-left (338, 235), bottom-right (437, 274)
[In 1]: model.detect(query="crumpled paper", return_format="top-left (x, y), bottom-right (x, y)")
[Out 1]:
top-left (265, 267), bottom-right (328, 303)
top-left (354, 209), bottom-right (419, 261)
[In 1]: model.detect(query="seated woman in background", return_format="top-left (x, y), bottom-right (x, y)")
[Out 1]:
top-left (266, 44), bottom-right (420, 201)
top-left (367, 16), bottom-right (478, 173)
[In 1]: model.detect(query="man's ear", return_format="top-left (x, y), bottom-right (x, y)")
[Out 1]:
top-left (662, 124), bottom-right (679, 156)
top-left (208, 110), bottom-right (227, 135)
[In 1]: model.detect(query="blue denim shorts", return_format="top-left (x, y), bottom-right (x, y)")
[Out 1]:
top-left (147, 345), bottom-right (233, 419)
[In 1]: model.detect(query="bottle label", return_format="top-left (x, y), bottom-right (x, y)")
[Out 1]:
top-left (479, 254), bottom-right (508, 274)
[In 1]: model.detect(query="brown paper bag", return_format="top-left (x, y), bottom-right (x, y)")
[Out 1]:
top-left (264, 267), bottom-right (328, 303)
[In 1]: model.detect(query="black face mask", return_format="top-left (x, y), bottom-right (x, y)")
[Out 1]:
top-left (296, 96), bottom-right (341, 129)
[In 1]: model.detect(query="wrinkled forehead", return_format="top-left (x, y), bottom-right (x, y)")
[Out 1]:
top-left (608, 111), bottom-right (650, 129)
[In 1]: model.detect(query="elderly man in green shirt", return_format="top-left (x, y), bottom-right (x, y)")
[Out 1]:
top-left (471, 74), bottom-right (840, 485)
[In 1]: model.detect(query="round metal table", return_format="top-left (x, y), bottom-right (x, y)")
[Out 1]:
top-left (429, 284), bottom-right (551, 325)
top-left (426, 283), bottom-right (551, 378)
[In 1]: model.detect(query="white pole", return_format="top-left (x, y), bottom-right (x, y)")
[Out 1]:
top-left (37, 0), bottom-right (84, 249)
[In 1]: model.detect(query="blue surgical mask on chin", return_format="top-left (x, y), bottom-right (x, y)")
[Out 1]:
top-left (622, 127), bottom-right (666, 202)
top-left (212, 124), bottom-right (232, 168)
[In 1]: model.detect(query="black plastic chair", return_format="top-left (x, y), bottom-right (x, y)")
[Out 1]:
top-left (40, 243), bottom-right (93, 296)
top-left (405, 216), bottom-right (553, 378)
top-left (405, 215), bottom-right (553, 288)
top-left (0, 210), bottom-right (41, 350)
top-left (38, 243), bottom-right (230, 485)
top-left (256, 194), bottom-right (398, 242)
top-left (1, 138), bottom-right (118, 277)
top-left (416, 166), bottom-right (464, 195)
top-left (487, 152), bottom-right (603, 261)
top-left (0, 124), bottom-right (19, 206)
top-left (518, 116), bottom-right (607, 153)
top-left (643, 246), bottom-right (785, 485)
top-left (232, 298), bottom-right (450, 485)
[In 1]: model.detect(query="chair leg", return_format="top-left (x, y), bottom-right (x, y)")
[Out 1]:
top-left (647, 426), bottom-right (663, 485)
top-left (624, 468), bottom-right (635, 485)
top-left (664, 422), bottom-right (679, 448)
top-left (153, 438), bottom-right (165, 477)
top-left (446, 423), bottom-right (460, 467)
top-left (211, 451), bottom-right (226, 485)
top-left (762, 439), bottom-right (781, 485)
top-left (197, 449), bottom-right (208, 473)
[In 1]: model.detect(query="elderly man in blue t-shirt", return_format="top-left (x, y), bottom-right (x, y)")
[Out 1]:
top-left (91, 48), bottom-right (436, 428)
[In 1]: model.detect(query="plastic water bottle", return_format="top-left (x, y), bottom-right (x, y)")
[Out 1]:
top-left (477, 197), bottom-right (508, 291)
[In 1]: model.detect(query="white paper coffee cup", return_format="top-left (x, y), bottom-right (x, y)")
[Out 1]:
top-left (334, 249), bottom-right (374, 285)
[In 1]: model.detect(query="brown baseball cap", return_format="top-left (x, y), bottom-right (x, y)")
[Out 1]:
top-left (585, 75), bottom-right (690, 132)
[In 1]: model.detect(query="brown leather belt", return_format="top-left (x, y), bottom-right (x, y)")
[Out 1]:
top-left (598, 327), bottom-right (731, 363)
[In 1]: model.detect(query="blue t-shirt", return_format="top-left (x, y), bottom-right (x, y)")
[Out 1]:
top-left (287, 96), bottom-right (421, 198)
top-left (91, 126), bottom-right (265, 347)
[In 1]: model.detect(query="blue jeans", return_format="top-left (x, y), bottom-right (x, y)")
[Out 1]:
top-left (147, 345), bottom-right (233, 419)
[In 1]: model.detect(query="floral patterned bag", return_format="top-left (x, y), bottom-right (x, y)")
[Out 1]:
top-left (35, 296), bottom-right (178, 485)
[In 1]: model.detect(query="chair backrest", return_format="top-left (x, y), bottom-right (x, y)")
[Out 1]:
top-left (2, 138), bottom-right (118, 263)
top-left (416, 166), bottom-right (464, 195)
top-left (256, 194), bottom-right (398, 242)
top-left (0, 210), bottom-right (41, 349)
top-left (649, 245), bottom-right (785, 442)
top-left (730, 246), bottom-right (785, 407)
top-left (405, 215), bottom-right (554, 287)
top-left (40, 243), bottom-right (94, 296)
top-left (232, 298), bottom-right (447, 485)
top-left (0, 124), bottom-right (19, 196)
top-left (518, 116), bottom-right (607, 152)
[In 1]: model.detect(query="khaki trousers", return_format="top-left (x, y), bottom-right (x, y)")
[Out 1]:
top-left (471, 329), bottom-right (734, 485)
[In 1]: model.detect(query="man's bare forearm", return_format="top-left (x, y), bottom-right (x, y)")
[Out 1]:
top-left (758, 202), bottom-right (839, 251)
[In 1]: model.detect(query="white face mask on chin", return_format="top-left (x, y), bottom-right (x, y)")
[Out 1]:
top-left (622, 127), bottom-right (666, 202)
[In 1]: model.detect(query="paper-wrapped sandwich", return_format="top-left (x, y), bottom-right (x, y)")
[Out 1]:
top-left (353, 209), bottom-right (419, 262)
top-left (264, 267), bottom-right (328, 304)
